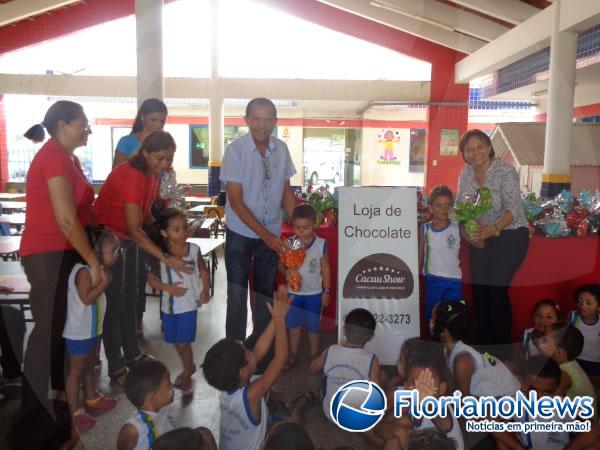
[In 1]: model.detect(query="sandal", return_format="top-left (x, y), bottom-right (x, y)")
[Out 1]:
top-left (174, 365), bottom-right (197, 389)
top-left (283, 353), bottom-right (298, 371)
top-left (127, 353), bottom-right (156, 367)
top-left (290, 389), bottom-right (321, 409)
top-left (84, 393), bottom-right (117, 412)
top-left (109, 367), bottom-right (129, 386)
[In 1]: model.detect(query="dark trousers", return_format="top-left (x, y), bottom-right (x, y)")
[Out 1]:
top-left (225, 228), bottom-right (278, 341)
top-left (135, 248), bottom-right (149, 323)
top-left (103, 241), bottom-right (142, 376)
top-left (469, 227), bottom-right (529, 353)
top-left (0, 305), bottom-right (25, 380)
top-left (21, 251), bottom-right (77, 414)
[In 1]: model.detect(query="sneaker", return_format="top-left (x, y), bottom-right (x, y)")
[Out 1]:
top-left (73, 409), bottom-right (95, 431)
top-left (85, 393), bottom-right (117, 412)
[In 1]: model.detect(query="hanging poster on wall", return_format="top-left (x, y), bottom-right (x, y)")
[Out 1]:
top-left (376, 129), bottom-right (401, 165)
top-left (409, 128), bottom-right (426, 173)
top-left (338, 187), bottom-right (420, 365)
top-left (440, 128), bottom-right (460, 156)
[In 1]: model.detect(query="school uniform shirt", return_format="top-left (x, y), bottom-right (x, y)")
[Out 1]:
top-left (21, 138), bottom-right (94, 256)
top-left (570, 311), bottom-right (600, 363)
top-left (124, 407), bottom-right (175, 450)
top-left (63, 263), bottom-right (105, 340)
top-left (522, 328), bottom-right (542, 360)
top-left (421, 221), bottom-right (462, 280)
top-left (411, 411), bottom-right (464, 450)
top-left (517, 412), bottom-right (570, 450)
top-left (159, 243), bottom-right (203, 315)
top-left (445, 340), bottom-right (520, 397)
top-left (289, 236), bottom-right (326, 296)
top-left (560, 360), bottom-right (596, 401)
top-left (219, 386), bottom-right (267, 450)
top-left (322, 344), bottom-right (375, 421)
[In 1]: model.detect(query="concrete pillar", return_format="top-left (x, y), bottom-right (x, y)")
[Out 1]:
top-left (135, 0), bottom-right (164, 105)
top-left (541, 0), bottom-right (577, 198)
top-left (208, 0), bottom-right (224, 197)
top-left (424, 55), bottom-right (469, 193)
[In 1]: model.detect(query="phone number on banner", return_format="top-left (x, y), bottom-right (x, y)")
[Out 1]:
top-left (344, 313), bottom-right (412, 325)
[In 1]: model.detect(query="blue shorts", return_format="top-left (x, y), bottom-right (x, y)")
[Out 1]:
top-left (65, 336), bottom-right (99, 356)
top-left (163, 310), bottom-right (197, 344)
top-left (424, 274), bottom-right (462, 322)
top-left (577, 358), bottom-right (600, 376)
top-left (286, 293), bottom-right (322, 334)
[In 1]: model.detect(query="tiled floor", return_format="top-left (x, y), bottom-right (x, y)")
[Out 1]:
top-left (0, 250), bottom-right (371, 450)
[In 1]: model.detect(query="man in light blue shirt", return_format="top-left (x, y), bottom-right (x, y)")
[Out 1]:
top-left (220, 98), bottom-right (297, 340)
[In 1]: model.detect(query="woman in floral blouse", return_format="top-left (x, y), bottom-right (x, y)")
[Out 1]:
top-left (457, 129), bottom-right (529, 358)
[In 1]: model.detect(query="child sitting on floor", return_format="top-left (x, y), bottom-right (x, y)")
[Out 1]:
top-left (497, 355), bottom-right (600, 450)
top-left (522, 299), bottom-right (561, 360)
top-left (202, 286), bottom-right (291, 450)
top-left (570, 284), bottom-right (600, 390)
top-left (63, 229), bottom-right (120, 431)
top-left (538, 323), bottom-right (597, 417)
top-left (117, 361), bottom-right (176, 450)
top-left (310, 308), bottom-right (381, 447)
top-left (430, 300), bottom-right (520, 398)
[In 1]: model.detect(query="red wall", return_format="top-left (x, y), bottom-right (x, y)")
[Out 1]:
top-left (0, 96), bottom-right (8, 191)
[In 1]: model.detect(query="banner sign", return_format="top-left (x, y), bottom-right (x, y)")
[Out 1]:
top-left (338, 187), bottom-right (420, 364)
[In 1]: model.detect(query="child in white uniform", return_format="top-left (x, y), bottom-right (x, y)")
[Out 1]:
top-left (570, 284), bottom-right (600, 389)
top-left (148, 208), bottom-right (210, 396)
top-left (63, 229), bottom-right (120, 431)
top-left (521, 299), bottom-right (560, 360)
top-left (202, 286), bottom-right (292, 450)
top-left (430, 301), bottom-right (520, 398)
top-left (117, 361), bottom-right (176, 450)
top-left (280, 204), bottom-right (331, 368)
top-left (418, 185), bottom-right (462, 322)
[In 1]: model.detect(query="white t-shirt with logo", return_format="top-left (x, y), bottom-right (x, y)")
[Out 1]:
top-left (219, 386), bottom-right (267, 450)
top-left (421, 221), bottom-right (461, 280)
top-left (322, 344), bottom-right (375, 422)
top-left (63, 263), bottom-right (106, 341)
top-left (159, 243), bottom-right (203, 315)
top-left (289, 236), bottom-right (326, 296)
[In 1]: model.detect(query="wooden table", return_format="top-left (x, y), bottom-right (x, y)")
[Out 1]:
top-left (0, 201), bottom-right (26, 213)
top-left (0, 261), bottom-right (31, 322)
top-left (184, 196), bottom-right (211, 206)
top-left (0, 193), bottom-right (26, 201)
top-left (0, 235), bottom-right (20, 260)
top-left (188, 237), bottom-right (226, 297)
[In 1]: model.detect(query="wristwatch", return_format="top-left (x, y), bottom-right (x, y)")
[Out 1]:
top-left (494, 225), bottom-right (501, 236)
top-left (323, 288), bottom-right (331, 293)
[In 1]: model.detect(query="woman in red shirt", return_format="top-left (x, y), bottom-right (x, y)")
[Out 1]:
top-left (94, 130), bottom-right (191, 384)
top-left (20, 101), bottom-right (100, 414)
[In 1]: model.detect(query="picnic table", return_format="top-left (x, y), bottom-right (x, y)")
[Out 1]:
top-left (0, 235), bottom-right (20, 260)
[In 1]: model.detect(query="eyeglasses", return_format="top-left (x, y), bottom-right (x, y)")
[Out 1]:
top-left (261, 156), bottom-right (271, 181)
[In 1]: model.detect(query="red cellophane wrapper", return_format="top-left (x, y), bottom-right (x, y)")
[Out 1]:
top-left (280, 237), bottom-right (306, 290)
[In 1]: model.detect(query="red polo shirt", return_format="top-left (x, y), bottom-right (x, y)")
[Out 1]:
top-left (20, 139), bottom-right (94, 257)
top-left (93, 162), bottom-right (158, 238)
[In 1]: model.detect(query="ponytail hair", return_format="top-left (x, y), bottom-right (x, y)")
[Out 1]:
top-left (85, 226), bottom-right (120, 261)
top-left (24, 124), bottom-right (46, 143)
top-left (131, 98), bottom-right (168, 134)
top-left (24, 100), bottom-right (84, 141)
top-left (431, 300), bottom-right (472, 342)
top-left (149, 208), bottom-right (187, 255)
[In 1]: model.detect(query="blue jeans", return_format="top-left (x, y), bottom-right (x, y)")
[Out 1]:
top-left (225, 228), bottom-right (278, 341)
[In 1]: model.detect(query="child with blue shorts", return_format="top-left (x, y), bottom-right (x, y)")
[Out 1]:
top-left (280, 204), bottom-right (331, 369)
top-left (148, 208), bottom-right (210, 397)
top-left (418, 185), bottom-right (462, 323)
top-left (63, 229), bottom-right (120, 431)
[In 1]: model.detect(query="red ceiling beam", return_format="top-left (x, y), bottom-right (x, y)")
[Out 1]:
top-left (255, 0), bottom-right (468, 66)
